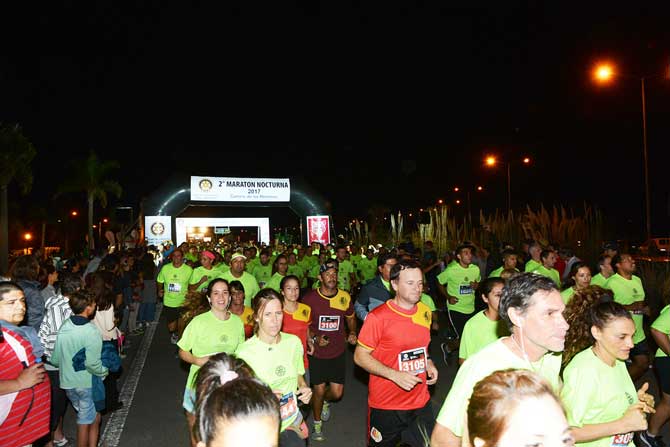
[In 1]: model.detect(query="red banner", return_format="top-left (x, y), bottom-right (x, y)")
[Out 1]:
top-left (307, 215), bottom-right (330, 245)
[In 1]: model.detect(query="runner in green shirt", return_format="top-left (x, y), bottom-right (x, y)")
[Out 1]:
top-left (265, 254), bottom-right (289, 293)
top-left (188, 250), bottom-right (221, 292)
top-left (488, 249), bottom-right (519, 278)
top-left (177, 278), bottom-right (245, 439)
top-left (532, 249), bottom-right (561, 287)
top-left (335, 246), bottom-right (357, 293)
top-left (357, 249), bottom-right (378, 284)
top-left (524, 241), bottom-right (543, 272)
top-left (431, 273), bottom-right (568, 447)
top-left (157, 249), bottom-right (193, 343)
top-left (605, 253), bottom-right (650, 381)
top-left (459, 277), bottom-right (509, 363)
top-left (561, 300), bottom-right (654, 447)
top-left (436, 244), bottom-right (481, 340)
top-left (645, 304), bottom-right (670, 446)
top-left (590, 255), bottom-right (614, 288)
top-left (560, 262), bottom-right (592, 304)
top-left (252, 249), bottom-right (273, 288)
top-left (220, 253), bottom-right (260, 307)
top-left (236, 289), bottom-right (312, 444)
top-left (286, 252), bottom-right (307, 289)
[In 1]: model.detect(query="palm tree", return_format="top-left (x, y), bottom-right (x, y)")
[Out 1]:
top-left (0, 124), bottom-right (36, 274)
top-left (57, 151), bottom-right (122, 252)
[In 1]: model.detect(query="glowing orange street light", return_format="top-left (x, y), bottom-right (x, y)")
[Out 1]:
top-left (102, 218), bottom-right (109, 223)
top-left (523, 157), bottom-right (531, 164)
top-left (23, 232), bottom-right (32, 241)
top-left (485, 155), bottom-right (532, 213)
top-left (437, 199), bottom-right (444, 205)
top-left (593, 63), bottom-right (614, 83)
top-left (485, 156), bottom-right (497, 167)
top-left (71, 210), bottom-right (78, 217)
top-left (476, 185), bottom-right (483, 191)
top-left (453, 187), bottom-right (460, 192)
top-left (455, 199), bottom-right (461, 205)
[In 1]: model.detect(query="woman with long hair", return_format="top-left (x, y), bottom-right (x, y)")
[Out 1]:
top-left (560, 262), bottom-right (592, 304)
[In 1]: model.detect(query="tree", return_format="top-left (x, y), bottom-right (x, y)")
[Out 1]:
top-left (57, 151), bottom-right (122, 252)
top-left (0, 124), bottom-right (36, 275)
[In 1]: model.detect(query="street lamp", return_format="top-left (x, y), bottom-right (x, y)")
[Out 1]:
top-left (452, 184), bottom-right (485, 221)
top-left (484, 156), bottom-right (531, 213)
top-left (592, 61), bottom-right (669, 241)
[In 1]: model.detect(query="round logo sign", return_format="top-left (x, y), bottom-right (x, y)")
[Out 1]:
top-left (151, 222), bottom-right (165, 236)
top-left (199, 179), bottom-right (213, 192)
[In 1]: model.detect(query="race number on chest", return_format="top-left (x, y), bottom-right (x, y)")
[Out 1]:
top-left (398, 347), bottom-right (427, 374)
top-left (318, 315), bottom-right (340, 331)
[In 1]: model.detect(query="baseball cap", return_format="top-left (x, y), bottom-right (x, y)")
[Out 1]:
top-left (319, 259), bottom-right (339, 274)
top-left (201, 250), bottom-right (216, 260)
top-left (231, 253), bottom-right (247, 261)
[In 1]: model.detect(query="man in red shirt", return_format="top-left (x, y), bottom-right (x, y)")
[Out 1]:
top-left (303, 259), bottom-right (357, 442)
top-left (354, 258), bottom-right (438, 447)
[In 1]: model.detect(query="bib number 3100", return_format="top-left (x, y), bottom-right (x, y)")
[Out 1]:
top-left (398, 347), bottom-right (427, 374)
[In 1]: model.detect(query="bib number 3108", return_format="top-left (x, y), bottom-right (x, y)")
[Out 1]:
top-left (398, 347), bottom-right (426, 374)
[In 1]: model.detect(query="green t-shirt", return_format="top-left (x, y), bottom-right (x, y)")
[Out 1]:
top-left (436, 263), bottom-right (481, 314)
top-left (605, 274), bottom-right (646, 343)
top-left (524, 259), bottom-right (541, 272)
top-left (651, 304), bottom-right (670, 358)
top-left (420, 293), bottom-right (436, 312)
top-left (214, 262), bottom-right (230, 273)
top-left (287, 264), bottom-right (307, 288)
top-left (358, 256), bottom-right (378, 284)
top-left (185, 252), bottom-right (198, 263)
top-left (189, 266), bottom-right (221, 292)
top-left (458, 310), bottom-right (509, 360)
top-left (236, 333), bottom-right (305, 431)
top-left (266, 272), bottom-right (286, 293)
top-left (246, 257), bottom-right (260, 273)
top-left (337, 259), bottom-right (355, 292)
top-left (590, 273), bottom-right (609, 288)
top-left (252, 263), bottom-right (273, 288)
top-left (157, 263), bottom-right (194, 308)
top-left (177, 311), bottom-right (245, 390)
top-left (219, 271), bottom-right (260, 307)
top-left (532, 265), bottom-right (561, 287)
top-left (487, 266), bottom-right (519, 278)
top-left (436, 338), bottom-right (562, 436)
top-left (561, 287), bottom-right (576, 304)
top-left (308, 263), bottom-right (321, 280)
top-left (350, 254), bottom-right (363, 270)
top-left (561, 348), bottom-right (638, 447)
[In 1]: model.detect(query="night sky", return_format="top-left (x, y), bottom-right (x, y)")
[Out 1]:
top-left (2, 3), bottom-right (670, 242)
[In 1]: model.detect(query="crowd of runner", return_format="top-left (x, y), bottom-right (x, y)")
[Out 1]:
top-left (1, 237), bottom-right (670, 447)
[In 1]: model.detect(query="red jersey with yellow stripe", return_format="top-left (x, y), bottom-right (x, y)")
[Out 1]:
top-left (358, 300), bottom-right (432, 410)
top-left (303, 288), bottom-right (354, 359)
top-left (282, 302), bottom-right (312, 369)
top-left (238, 306), bottom-right (254, 339)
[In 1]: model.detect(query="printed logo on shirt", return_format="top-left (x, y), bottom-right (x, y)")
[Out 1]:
top-left (275, 365), bottom-right (286, 377)
top-left (318, 315), bottom-right (340, 331)
top-left (625, 391), bottom-right (634, 405)
top-left (220, 334), bottom-right (228, 344)
top-left (611, 432), bottom-right (633, 447)
top-left (398, 347), bottom-right (427, 374)
top-left (370, 427), bottom-right (383, 443)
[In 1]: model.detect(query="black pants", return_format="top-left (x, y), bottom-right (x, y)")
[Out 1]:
top-left (446, 309), bottom-right (473, 339)
top-left (368, 402), bottom-right (434, 447)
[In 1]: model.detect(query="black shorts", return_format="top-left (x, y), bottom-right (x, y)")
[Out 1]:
top-left (163, 305), bottom-right (183, 324)
top-left (47, 369), bottom-right (69, 430)
top-left (655, 356), bottom-right (670, 395)
top-left (309, 353), bottom-right (346, 386)
top-left (630, 339), bottom-right (650, 357)
top-left (368, 401), bottom-right (434, 447)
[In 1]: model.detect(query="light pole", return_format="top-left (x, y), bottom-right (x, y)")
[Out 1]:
top-left (592, 62), bottom-right (667, 241)
top-left (485, 156), bottom-right (530, 213)
top-left (452, 185), bottom-right (485, 222)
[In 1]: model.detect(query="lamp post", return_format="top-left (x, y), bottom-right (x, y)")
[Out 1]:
top-left (485, 156), bottom-right (530, 213)
top-left (592, 62), bottom-right (667, 241)
top-left (452, 185), bottom-right (485, 222)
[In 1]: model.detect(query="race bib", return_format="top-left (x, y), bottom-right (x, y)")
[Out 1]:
top-left (318, 315), bottom-right (340, 331)
top-left (611, 432), bottom-right (633, 447)
top-left (168, 283), bottom-right (182, 293)
top-left (279, 391), bottom-right (298, 422)
top-left (398, 347), bottom-right (427, 374)
top-left (458, 284), bottom-right (473, 295)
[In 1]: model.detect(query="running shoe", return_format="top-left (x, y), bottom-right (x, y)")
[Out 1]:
top-left (311, 421), bottom-right (325, 442)
top-left (170, 333), bottom-right (179, 345)
top-left (440, 342), bottom-right (451, 366)
top-left (321, 400), bottom-right (331, 422)
top-left (639, 431), bottom-right (665, 447)
top-left (53, 437), bottom-right (69, 447)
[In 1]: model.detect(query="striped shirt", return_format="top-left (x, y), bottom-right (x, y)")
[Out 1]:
top-left (38, 293), bottom-right (73, 365)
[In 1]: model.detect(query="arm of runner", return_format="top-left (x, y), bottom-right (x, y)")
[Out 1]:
top-left (426, 358), bottom-right (438, 385)
top-left (430, 422), bottom-right (461, 447)
top-left (651, 327), bottom-right (670, 356)
top-left (353, 345), bottom-right (422, 391)
top-left (178, 349), bottom-right (210, 367)
top-left (346, 313), bottom-right (357, 345)
top-left (636, 382), bottom-right (655, 411)
top-left (296, 374), bottom-right (312, 404)
top-left (0, 363), bottom-right (45, 395)
top-left (570, 403), bottom-right (648, 442)
top-left (157, 282), bottom-right (164, 298)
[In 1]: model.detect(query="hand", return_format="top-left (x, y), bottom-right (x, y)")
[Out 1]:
top-left (426, 360), bottom-right (438, 385)
top-left (448, 297), bottom-right (458, 305)
top-left (637, 383), bottom-right (656, 413)
top-left (17, 363), bottom-right (46, 389)
top-left (470, 281), bottom-right (479, 290)
top-left (296, 386), bottom-right (312, 404)
top-left (390, 370), bottom-right (423, 391)
top-left (158, 288), bottom-right (164, 297)
top-left (431, 321), bottom-right (440, 332)
top-left (620, 403), bottom-right (648, 433)
top-left (307, 339), bottom-right (315, 355)
top-left (317, 335), bottom-right (330, 347)
top-left (200, 275), bottom-right (209, 284)
top-left (197, 355), bottom-right (211, 367)
top-left (347, 332), bottom-right (357, 345)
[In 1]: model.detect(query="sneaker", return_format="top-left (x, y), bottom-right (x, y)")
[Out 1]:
top-left (53, 437), bottom-right (69, 447)
top-left (321, 400), bottom-right (331, 421)
top-left (639, 431), bottom-right (665, 447)
top-left (440, 342), bottom-right (451, 366)
top-left (311, 421), bottom-right (325, 442)
top-left (170, 333), bottom-right (179, 345)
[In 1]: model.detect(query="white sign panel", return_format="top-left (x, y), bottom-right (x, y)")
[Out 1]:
top-left (190, 176), bottom-right (290, 202)
top-left (175, 217), bottom-right (271, 246)
top-left (144, 216), bottom-right (172, 246)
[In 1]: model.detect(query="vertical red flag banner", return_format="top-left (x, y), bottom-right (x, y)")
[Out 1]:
top-left (307, 215), bottom-right (330, 245)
